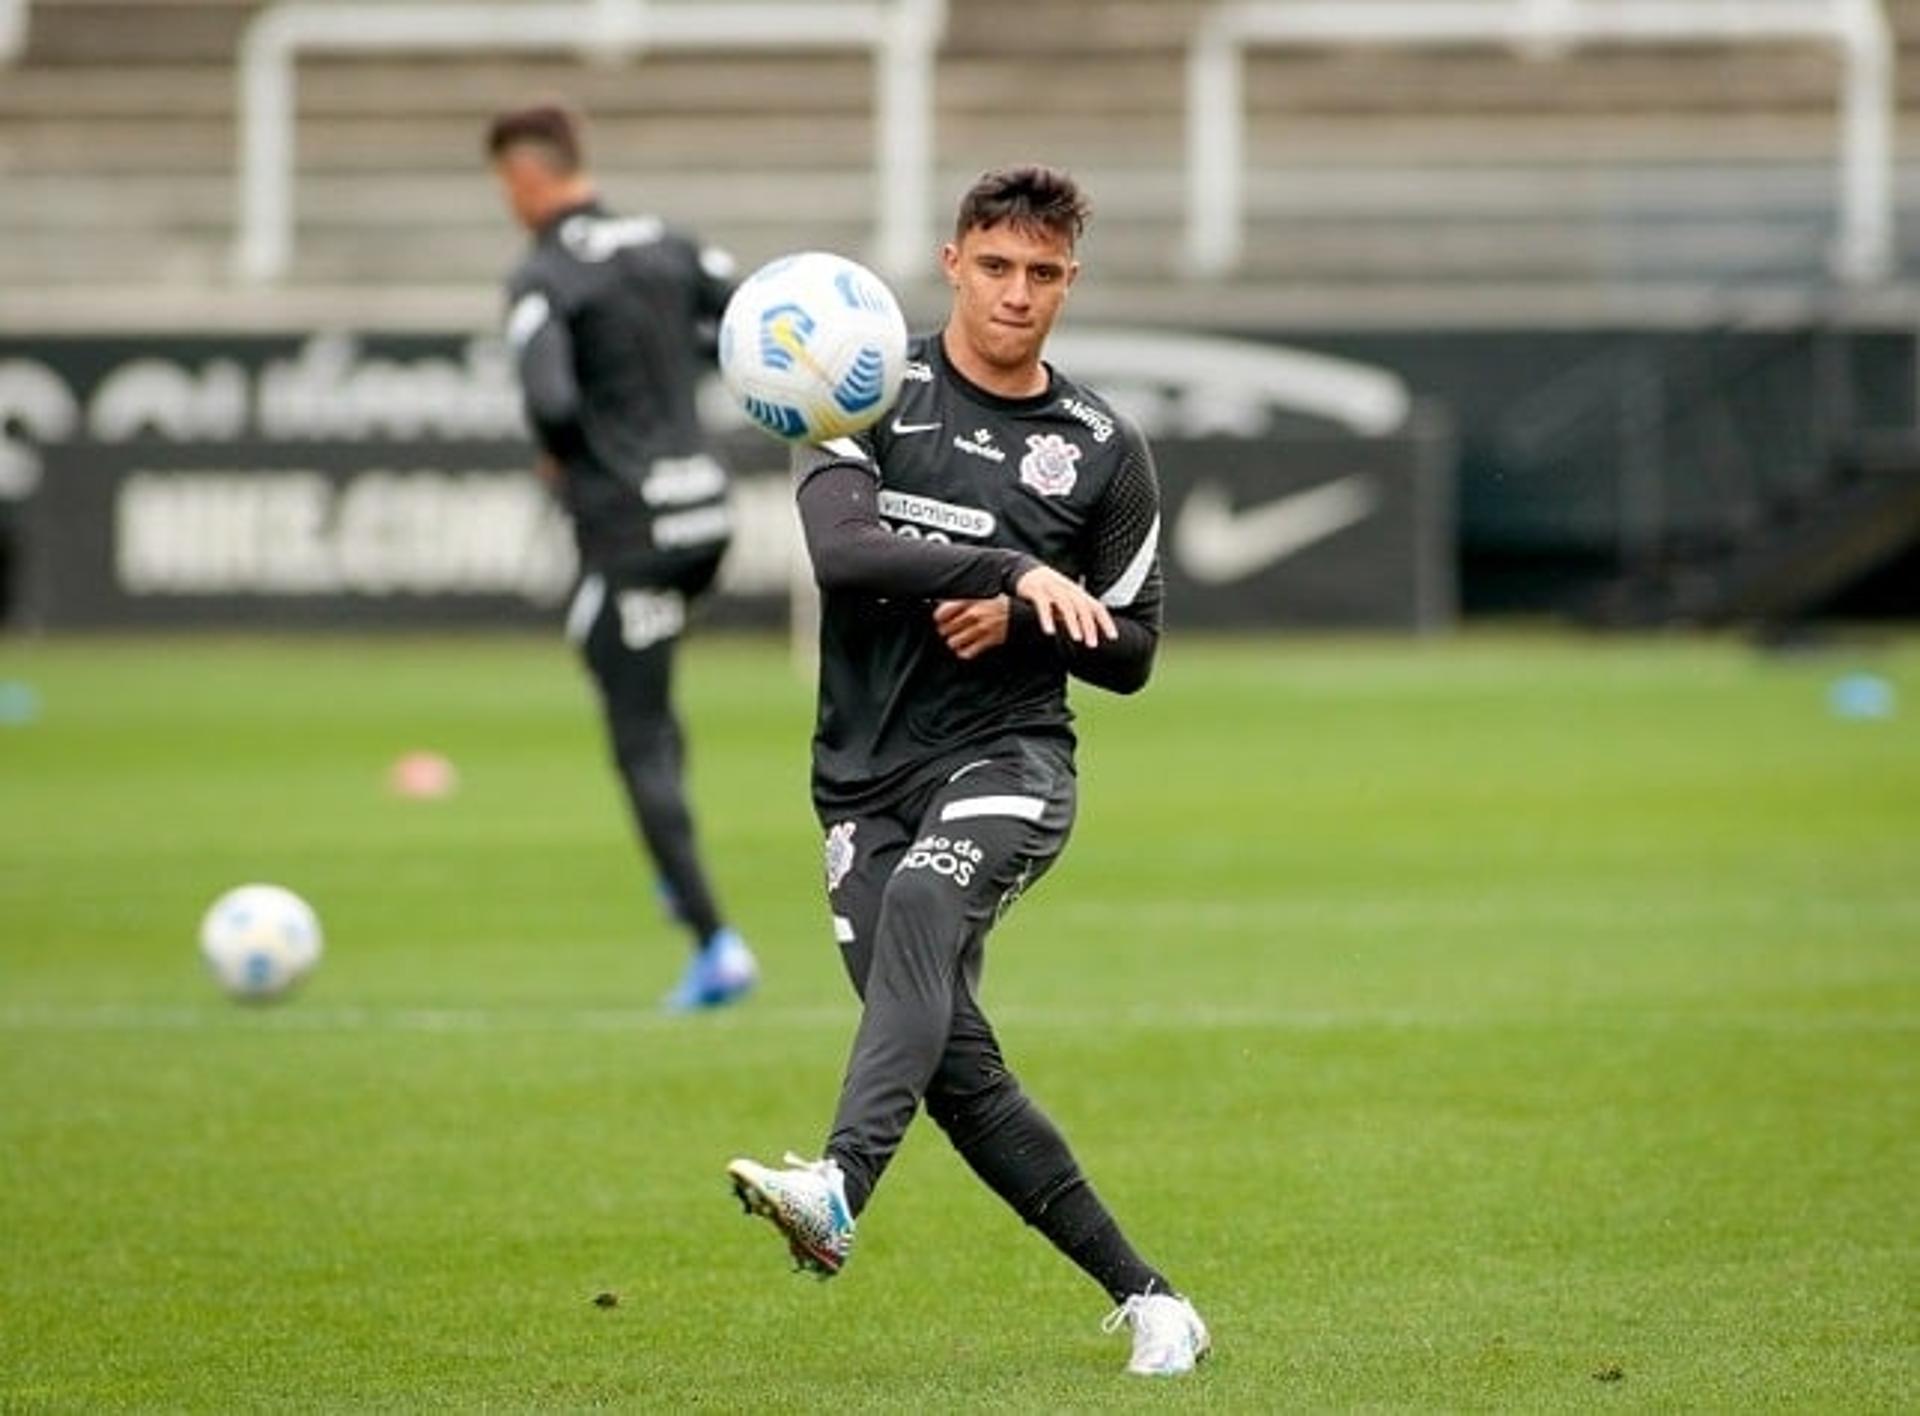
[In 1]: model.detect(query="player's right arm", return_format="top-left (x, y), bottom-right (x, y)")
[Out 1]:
top-left (504, 277), bottom-right (586, 462)
top-left (793, 441), bottom-right (1115, 647)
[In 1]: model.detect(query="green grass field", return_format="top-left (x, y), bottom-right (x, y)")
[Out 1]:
top-left (2, 631), bottom-right (1916, 1410)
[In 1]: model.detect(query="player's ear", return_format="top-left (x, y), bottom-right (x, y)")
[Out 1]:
top-left (940, 242), bottom-right (961, 287)
top-left (1064, 259), bottom-right (1080, 294)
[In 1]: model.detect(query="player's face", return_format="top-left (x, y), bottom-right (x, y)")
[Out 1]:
top-left (491, 149), bottom-right (564, 231)
top-left (941, 222), bottom-right (1079, 386)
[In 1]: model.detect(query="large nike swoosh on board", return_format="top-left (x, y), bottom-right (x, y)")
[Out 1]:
top-left (1172, 475), bottom-right (1382, 585)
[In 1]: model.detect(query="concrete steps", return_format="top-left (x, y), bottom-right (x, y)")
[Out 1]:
top-left (5, 0), bottom-right (1920, 304)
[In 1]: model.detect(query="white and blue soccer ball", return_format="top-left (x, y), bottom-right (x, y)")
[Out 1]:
top-left (198, 883), bottom-right (323, 1001)
top-left (718, 250), bottom-right (909, 443)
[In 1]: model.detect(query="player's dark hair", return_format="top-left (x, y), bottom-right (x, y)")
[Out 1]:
top-left (953, 165), bottom-right (1090, 246)
top-left (486, 101), bottom-right (585, 173)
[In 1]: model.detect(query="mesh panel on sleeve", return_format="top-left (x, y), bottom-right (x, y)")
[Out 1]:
top-left (1084, 443), bottom-right (1163, 624)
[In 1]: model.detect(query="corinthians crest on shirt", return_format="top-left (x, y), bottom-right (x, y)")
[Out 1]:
top-left (1019, 433), bottom-right (1081, 498)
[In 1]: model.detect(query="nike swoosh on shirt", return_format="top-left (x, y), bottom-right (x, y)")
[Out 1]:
top-left (1171, 475), bottom-right (1381, 584)
top-left (890, 418), bottom-right (942, 435)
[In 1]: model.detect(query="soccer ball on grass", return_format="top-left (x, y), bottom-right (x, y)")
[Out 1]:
top-left (199, 883), bottom-right (323, 1001)
top-left (718, 250), bottom-right (909, 444)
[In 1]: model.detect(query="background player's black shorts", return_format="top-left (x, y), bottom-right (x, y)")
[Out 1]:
top-left (566, 546), bottom-right (725, 721)
top-left (566, 546), bottom-right (722, 648)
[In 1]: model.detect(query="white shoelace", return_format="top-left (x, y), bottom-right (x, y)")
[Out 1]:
top-left (1101, 1293), bottom-right (1151, 1335)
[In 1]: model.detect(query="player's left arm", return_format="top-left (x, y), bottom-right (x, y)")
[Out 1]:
top-left (689, 238), bottom-right (739, 365)
top-left (1053, 425), bottom-right (1163, 693)
top-left (937, 421), bottom-right (1162, 693)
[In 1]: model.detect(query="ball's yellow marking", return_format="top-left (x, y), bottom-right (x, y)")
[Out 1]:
top-left (769, 313), bottom-right (833, 383)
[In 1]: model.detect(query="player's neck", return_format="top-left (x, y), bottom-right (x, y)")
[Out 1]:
top-left (939, 327), bottom-right (1049, 401)
top-left (530, 179), bottom-right (599, 230)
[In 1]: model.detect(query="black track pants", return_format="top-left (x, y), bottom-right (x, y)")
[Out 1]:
top-left (819, 736), bottom-right (1079, 1214)
top-left (569, 566), bottom-right (724, 944)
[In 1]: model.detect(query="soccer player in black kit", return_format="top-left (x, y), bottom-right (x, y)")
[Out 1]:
top-left (726, 167), bottom-right (1209, 1376)
top-left (488, 103), bottom-right (756, 1011)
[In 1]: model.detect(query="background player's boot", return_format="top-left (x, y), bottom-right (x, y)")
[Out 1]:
top-left (726, 1152), bottom-right (855, 1278)
top-left (662, 928), bottom-right (758, 1012)
top-left (1101, 1292), bottom-right (1211, 1376)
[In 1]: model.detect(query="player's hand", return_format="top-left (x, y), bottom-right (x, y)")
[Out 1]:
top-left (933, 596), bottom-right (1012, 660)
top-left (1012, 566), bottom-right (1116, 647)
top-left (534, 454), bottom-right (563, 487)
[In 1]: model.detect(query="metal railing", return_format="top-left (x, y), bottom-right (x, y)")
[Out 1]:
top-left (1, 0), bottom-right (27, 64)
top-left (1185, 0), bottom-right (1895, 286)
top-left (234, 0), bottom-right (946, 285)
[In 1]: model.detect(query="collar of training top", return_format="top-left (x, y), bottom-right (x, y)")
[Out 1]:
top-left (930, 327), bottom-right (1059, 415)
top-left (537, 198), bottom-right (605, 239)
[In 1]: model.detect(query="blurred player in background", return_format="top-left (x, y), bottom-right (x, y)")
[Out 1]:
top-left (726, 166), bottom-right (1209, 1376)
top-left (488, 101), bottom-right (756, 1012)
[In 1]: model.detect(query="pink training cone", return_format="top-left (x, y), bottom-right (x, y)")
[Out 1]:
top-left (388, 750), bottom-right (459, 800)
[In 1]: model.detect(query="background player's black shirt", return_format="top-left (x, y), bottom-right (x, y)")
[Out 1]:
top-left (503, 200), bottom-right (735, 574)
top-left (795, 332), bottom-right (1164, 808)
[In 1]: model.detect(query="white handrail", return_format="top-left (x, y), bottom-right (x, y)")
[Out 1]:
top-left (0, 0), bottom-right (28, 64)
top-left (235, 0), bottom-right (946, 284)
top-left (1186, 0), bottom-right (1895, 285)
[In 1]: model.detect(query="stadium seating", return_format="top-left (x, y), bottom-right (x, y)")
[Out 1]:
top-left (3, 0), bottom-right (1920, 321)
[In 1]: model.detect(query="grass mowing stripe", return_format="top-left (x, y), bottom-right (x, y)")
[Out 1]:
top-left (3, 1002), bottom-right (1917, 1035)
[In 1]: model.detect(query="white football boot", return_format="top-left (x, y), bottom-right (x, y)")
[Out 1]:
top-left (726, 1152), bottom-right (855, 1278)
top-left (1102, 1291), bottom-right (1211, 1376)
